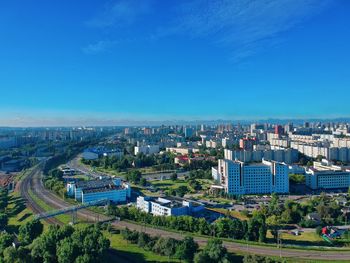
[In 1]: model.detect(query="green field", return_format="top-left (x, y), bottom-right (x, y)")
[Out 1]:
top-left (106, 232), bottom-right (180, 263)
top-left (5, 192), bottom-right (35, 232)
top-left (150, 179), bottom-right (188, 189)
top-left (209, 208), bottom-right (249, 221)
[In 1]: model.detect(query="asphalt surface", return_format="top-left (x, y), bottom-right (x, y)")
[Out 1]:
top-left (19, 164), bottom-right (350, 261)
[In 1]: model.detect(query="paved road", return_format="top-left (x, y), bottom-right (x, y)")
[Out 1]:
top-left (68, 156), bottom-right (105, 179)
top-left (68, 156), bottom-right (189, 181)
top-left (19, 165), bottom-right (350, 261)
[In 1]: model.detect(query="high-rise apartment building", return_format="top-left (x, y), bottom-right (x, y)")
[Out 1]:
top-left (212, 159), bottom-right (289, 195)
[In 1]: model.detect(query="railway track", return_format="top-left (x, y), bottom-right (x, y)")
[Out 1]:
top-left (19, 164), bottom-right (62, 225)
top-left (18, 163), bottom-right (350, 261)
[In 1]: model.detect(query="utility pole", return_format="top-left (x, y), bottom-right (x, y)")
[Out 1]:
top-left (277, 230), bottom-right (282, 258)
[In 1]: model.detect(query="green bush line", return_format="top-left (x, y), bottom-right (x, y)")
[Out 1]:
top-left (122, 219), bottom-right (350, 253)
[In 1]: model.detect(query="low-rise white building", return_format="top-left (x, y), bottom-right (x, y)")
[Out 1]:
top-left (136, 196), bottom-right (204, 217)
top-left (305, 161), bottom-right (350, 190)
top-left (134, 145), bottom-right (160, 155)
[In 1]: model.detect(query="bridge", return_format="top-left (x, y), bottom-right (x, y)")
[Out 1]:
top-left (34, 199), bottom-right (109, 224)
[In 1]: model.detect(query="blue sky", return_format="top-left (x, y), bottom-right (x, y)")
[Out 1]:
top-left (0, 0), bottom-right (349, 126)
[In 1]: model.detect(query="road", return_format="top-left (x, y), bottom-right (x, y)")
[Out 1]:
top-left (19, 164), bottom-right (350, 261)
top-left (68, 156), bottom-right (189, 181)
top-left (68, 156), bottom-right (105, 179)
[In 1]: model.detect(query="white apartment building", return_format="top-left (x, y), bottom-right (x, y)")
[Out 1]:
top-left (290, 142), bottom-right (329, 159)
top-left (134, 145), bottom-right (160, 155)
top-left (305, 161), bottom-right (350, 190)
top-left (270, 138), bottom-right (290, 148)
top-left (291, 142), bottom-right (350, 162)
top-left (166, 147), bottom-right (200, 155)
top-left (332, 138), bottom-right (350, 148)
top-left (224, 149), bottom-right (298, 164)
top-left (212, 159), bottom-right (289, 195)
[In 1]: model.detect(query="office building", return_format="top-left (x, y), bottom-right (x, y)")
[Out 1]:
top-left (67, 178), bottom-right (131, 204)
top-left (212, 159), bottom-right (289, 195)
top-left (305, 160), bottom-right (350, 190)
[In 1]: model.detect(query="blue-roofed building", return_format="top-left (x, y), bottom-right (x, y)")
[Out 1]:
top-left (67, 177), bottom-right (130, 204)
top-left (82, 146), bottom-right (124, 160)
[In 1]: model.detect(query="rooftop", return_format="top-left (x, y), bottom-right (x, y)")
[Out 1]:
top-left (82, 184), bottom-right (124, 194)
top-left (75, 179), bottom-right (115, 189)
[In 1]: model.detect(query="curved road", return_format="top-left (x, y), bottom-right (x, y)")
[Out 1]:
top-left (20, 165), bottom-right (350, 261)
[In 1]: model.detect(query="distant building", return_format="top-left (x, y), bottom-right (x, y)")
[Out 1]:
top-left (136, 196), bottom-right (204, 217)
top-left (0, 137), bottom-right (17, 149)
top-left (274, 125), bottom-right (284, 135)
top-left (222, 138), bottom-right (234, 148)
top-left (206, 139), bottom-right (220, 148)
top-left (144, 128), bottom-right (152, 135)
top-left (305, 160), bottom-right (350, 190)
top-left (134, 145), bottom-right (160, 155)
top-left (82, 147), bottom-right (123, 160)
top-left (0, 159), bottom-right (25, 172)
top-left (224, 149), bottom-right (298, 164)
top-left (239, 138), bottom-right (256, 151)
top-left (166, 147), bottom-right (200, 155)
top-left (184, 127), bottom-right (194, 138)
top-left (212, 159), bottom-right (289, 195)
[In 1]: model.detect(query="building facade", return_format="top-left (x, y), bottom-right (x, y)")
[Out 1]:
top-left (305, 161), bottom-right (350, 190)
top-left (212, 159), bottom-right (289, 195)
top-left (136, 196), bottom-right (204, 217)
top-left (67, 178), bottom-right (131, 204)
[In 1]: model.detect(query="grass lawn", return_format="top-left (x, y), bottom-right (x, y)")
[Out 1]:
top-left (266, 230), bottom-right (326, 247)
top-left (5, 192), bottom-right (35, 233)
top-left (209, 208), bottom-right (249, 221)
top-left (281, 231), bottom-right (323, 242)
top-left (151, 179), bottom-right (188, 190)
top-left (106, 232), bottom-right (180, 263)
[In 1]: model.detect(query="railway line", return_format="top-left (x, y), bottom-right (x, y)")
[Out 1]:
top-left (18, 163), bottom-right (350, 261)
top-left (19, 164), bottom-right (62, 225)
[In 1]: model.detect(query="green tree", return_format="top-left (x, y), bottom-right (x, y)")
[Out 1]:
top-left (194, 239), bottom-right (229, 263)
top-left (0, 213), bottom-right (8, 230)
top-left (18, 220), bottom-right (43, 245)
top-left (137, 232), bottom-right (150, 249)
top-left (176, 185), bottom-right (189, 197)
top-left (175, 236), bottom-right (198, 263)
top-left (126, 170), bottom-right (142, 184)
top-left (57, 238), bottom-right (79, 263)
top-left (2, 247), bottom-right (18, 263)
top-left (0, 233), bottom-right (13, 255)
top-left (170, 173), bottom-right (178, 181)
top-left (139, 177), bottom-right (147, 186)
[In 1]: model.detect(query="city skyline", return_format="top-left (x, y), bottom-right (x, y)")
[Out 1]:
top-left (1, 0), bottom-right (350, 126)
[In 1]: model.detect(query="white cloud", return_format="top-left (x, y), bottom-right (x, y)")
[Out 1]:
top-left (172, 0), bottom-right (331, 61)
top-left (82, 40), bottom-right (119, 54)
top-left (87, 0), bottom-right (153, 28)
top-left (84, 0), bottom-right (332, 60)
